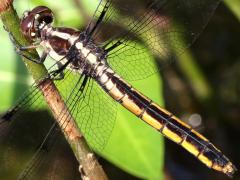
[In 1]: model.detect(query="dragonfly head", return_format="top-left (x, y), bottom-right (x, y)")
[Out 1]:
top-left (20, 6), bottom-right (54, 42)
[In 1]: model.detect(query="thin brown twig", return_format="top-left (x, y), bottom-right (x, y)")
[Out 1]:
top-left (0, 0), bottom-right (13, 12)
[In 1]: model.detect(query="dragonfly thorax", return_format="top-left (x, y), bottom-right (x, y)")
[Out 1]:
top-left (40, 27), bottom-right (107, 76)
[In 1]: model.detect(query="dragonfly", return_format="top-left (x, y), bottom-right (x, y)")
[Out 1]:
top-left (0, 0), bottom-right (236, 179)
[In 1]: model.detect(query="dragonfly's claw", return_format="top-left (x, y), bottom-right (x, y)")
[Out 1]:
top-left (3, 25), bottom-right (8, 31)
top-left (8, 32), bottom-right (21, 49)
top-left (8, 32), bottom-right (29, 55)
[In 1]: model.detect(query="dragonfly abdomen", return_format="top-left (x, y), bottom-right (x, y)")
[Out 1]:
top-left (96, 65), bottom-right (236, 176)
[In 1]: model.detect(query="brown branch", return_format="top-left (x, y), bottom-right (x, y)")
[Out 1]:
top-left (0, 0), bottom-right (13, 12)
top-left (0, 1), bottom-right (107, 180)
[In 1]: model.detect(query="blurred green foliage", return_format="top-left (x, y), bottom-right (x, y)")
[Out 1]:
top-left (224, 0), bottom-right (240, 20)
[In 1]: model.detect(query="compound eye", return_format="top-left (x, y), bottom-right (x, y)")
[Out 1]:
top-left (38, 14), bottom-right (53, 25)
top-left (20, 13), bottom-right (36, 41)
top-left (20, 6), bottom-right (54, 41)
top-left (32, 6), bottom-right (54, 25)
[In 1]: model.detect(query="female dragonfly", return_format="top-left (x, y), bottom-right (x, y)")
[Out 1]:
top-left (0, 0), bottom-right (236, 178)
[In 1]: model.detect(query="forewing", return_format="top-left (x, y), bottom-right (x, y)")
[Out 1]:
top-left (0, 69), bottom-right (84, 179)
top-left (86, 0), bottom-right (220, 81)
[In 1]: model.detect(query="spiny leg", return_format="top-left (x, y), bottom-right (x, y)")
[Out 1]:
top-left (7, 29), bottom-right (66, 80)
top-left (50, 61), bottom-right (65, 80)
top-left (8, 31), bottom-right (47, 64)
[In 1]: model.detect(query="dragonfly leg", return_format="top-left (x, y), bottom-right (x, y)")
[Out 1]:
top-left (49, 61), bottom-right (66, 80)
top-left (8, 31), bottom-right (46, 64)
top-left (16, 49), bottom-right (48, 64)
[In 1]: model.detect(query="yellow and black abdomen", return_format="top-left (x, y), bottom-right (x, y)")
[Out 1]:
top-left (96, 66), bottom-right (236, 177)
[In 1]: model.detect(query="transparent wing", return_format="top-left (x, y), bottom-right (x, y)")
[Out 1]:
top-left (0, 60), bottom-right (116, 178)
top-left (56, 70), bottom-right (117, 151)
top-left (0, 83), bottom-right (62, 179)
top-left (86, 0), bottom-right (220, 81)
top-left (0, 69), bottom-right (81, 179)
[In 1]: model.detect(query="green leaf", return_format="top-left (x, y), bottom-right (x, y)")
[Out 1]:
top-left (224, 0), bottom-right (240, 21)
